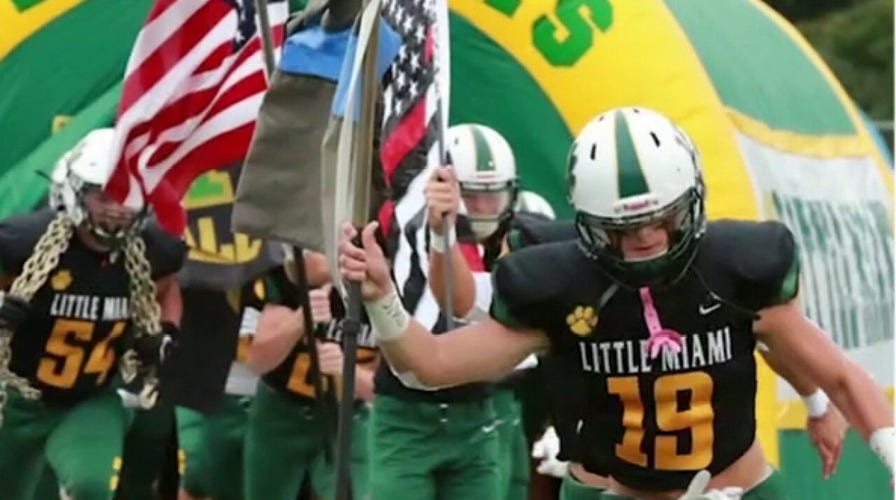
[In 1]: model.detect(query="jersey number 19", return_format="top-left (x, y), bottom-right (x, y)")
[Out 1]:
top-left (608, 371), bottom-right (714, 470)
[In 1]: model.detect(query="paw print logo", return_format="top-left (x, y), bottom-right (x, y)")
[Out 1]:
top-left (50, 269), bottom-right (72, 291)
top-left (566, 306), bottom-right (598, 337)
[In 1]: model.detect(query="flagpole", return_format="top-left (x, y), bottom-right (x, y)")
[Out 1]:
top-left (289, 246), bottom-right (336, 464)
top-left (334, 0), bottom-right (381, 497)
top-left (432, 0), bottom-right (454, 331)
top-left (434, 100), bottom-right (454, 331)
top-left (254, 0), bottom-right (277, 75)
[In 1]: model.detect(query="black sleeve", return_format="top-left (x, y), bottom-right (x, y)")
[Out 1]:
top-left (141, 223), bottom-right (188, 280)
top-left (254, 265), bottom-right (306, 308)
top-left (0, 209), bottom-right (56, 277)
top-left (711, 220), bottom-right (800, 311)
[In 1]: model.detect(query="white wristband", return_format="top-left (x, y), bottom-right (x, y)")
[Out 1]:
top-left (802, 389), bottom-right (830, 418)
top-left (429, 225), bottom-right (456, 253)
top-left (869, 426), bottom-right (896, 474)
top-left (365, 291), bottom-right (410, 342)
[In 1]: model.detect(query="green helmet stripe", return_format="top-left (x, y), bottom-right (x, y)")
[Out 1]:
top-left (614, 111), bottom-right (650, 197)
top-left (471, 126), bottom-right (495, 171)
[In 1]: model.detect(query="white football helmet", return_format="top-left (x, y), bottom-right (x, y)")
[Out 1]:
top-left (447, 124), bottom-right (518, 240)
top-left (566, 107), bottom-right (705, 286)
top-left (50, 128), bottom-right (142, 245)
top-left (514, 191), bottom-right (556, 221)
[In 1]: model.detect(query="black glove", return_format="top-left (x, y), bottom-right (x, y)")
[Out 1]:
top-left (0, 293), bottom-right (30, 331)
top-left (133, 321), bottom-right (180, 367)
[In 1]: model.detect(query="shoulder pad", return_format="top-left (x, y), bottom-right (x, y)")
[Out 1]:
top-left (699, 220), bottom-right (799, 311)
top-left (141, 222), bottom-right (188, 280)
top-left (507, 218), bottom-right (576, 252)
top-left (0, 209), bottom-right (56, 276)
top-left (490, 241), bottom-right (579, 330)
top-left (513, 211), bottom-right (552, 225)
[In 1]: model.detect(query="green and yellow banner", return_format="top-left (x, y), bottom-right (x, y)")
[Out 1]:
top-left (0, 0), bottom-right (152, 171)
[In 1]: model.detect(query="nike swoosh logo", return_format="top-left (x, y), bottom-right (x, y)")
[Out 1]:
top-left (699, 303), bottom-right (721, 315)
top-left (481, 422), bottom-right (498, 434)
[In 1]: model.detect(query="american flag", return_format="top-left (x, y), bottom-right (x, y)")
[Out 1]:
top-left (105, 0), bottom-right (288, 235)
top-left (377, 0), bottom-right (482, 328)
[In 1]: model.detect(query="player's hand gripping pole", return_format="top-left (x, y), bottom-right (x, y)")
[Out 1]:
top-left (433, 81), bottom-right (455, 330)
top-left (331, 0), bottom-right (381, 497)
top-left (289, 247), bottom-right (336, 463)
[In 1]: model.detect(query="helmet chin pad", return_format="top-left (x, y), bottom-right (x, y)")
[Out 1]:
top-left (470, 218), bottom-right (501, 240)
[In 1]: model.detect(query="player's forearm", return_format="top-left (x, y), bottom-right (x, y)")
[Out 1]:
top-left (761, 348), bottom-right (818, 396)
top-left (375, 318), bottom-right (441, 381)
top-left (246, 306), bottom-right (304, 374)
top-left (366, 292), bottom-right (547, 387)
top-left (354, 366), bottom-right (375, 402)
top-left (428, 246), bottom-right (475, 318)
top-left (155, 275), bottom-right (182, 326)
top-left (246, 334), bottom-right (297, 375)
top-left (826, 360), bottom-right (893, 440)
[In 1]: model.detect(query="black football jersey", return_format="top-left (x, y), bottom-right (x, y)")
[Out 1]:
top-left (250, 266), bottom-right (377, 403)
top-left (0, 209), bottom-right (186, 405)
top-left (490, 220), bottom-right (799, 490)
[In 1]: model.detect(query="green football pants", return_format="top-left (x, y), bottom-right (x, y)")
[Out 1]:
top-left (493, 387), bottom-right (531, 500)
top-left (243, 381), bottom-right (369, 500)
top-left (367, 393), bottom-right (501, 500)
top-left (0, 390), bottom-right (131, 500)
top-left (176, 395), bottom-right (252, 500)
top-left (35, 465), bottom-right (61, 500)
top-left (116, 402), bottom-right (176, 500)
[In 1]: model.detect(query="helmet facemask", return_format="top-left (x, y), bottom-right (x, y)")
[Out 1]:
top-left (76, 182), bottom-right (144, 249)
top-left (576, 181), bottom-right (706, 288)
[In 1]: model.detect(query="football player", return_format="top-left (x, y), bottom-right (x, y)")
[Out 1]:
top-left (243, 252), bottom-right (377, 500)
top-left (174, 282), bottom-right (267, 500)
top-left (0, 128), bottom-right (186, 500)
top-left (425, 123), bottom-right (559, 500)
top-left (339, 107), bottom-right (894, 500)
top-left (503, 219), bottom-right (848, 499)
top-left (367, 190), bottom-right (502, 498)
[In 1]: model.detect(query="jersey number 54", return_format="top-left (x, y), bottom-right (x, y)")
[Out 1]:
top-left (37, 319), bottom-right (127, 389)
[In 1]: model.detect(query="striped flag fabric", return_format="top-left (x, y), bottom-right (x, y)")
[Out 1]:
top-left (104, 0), bottom-right (288, 235)
top-left (376, 0), bottom-right (483, 329)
